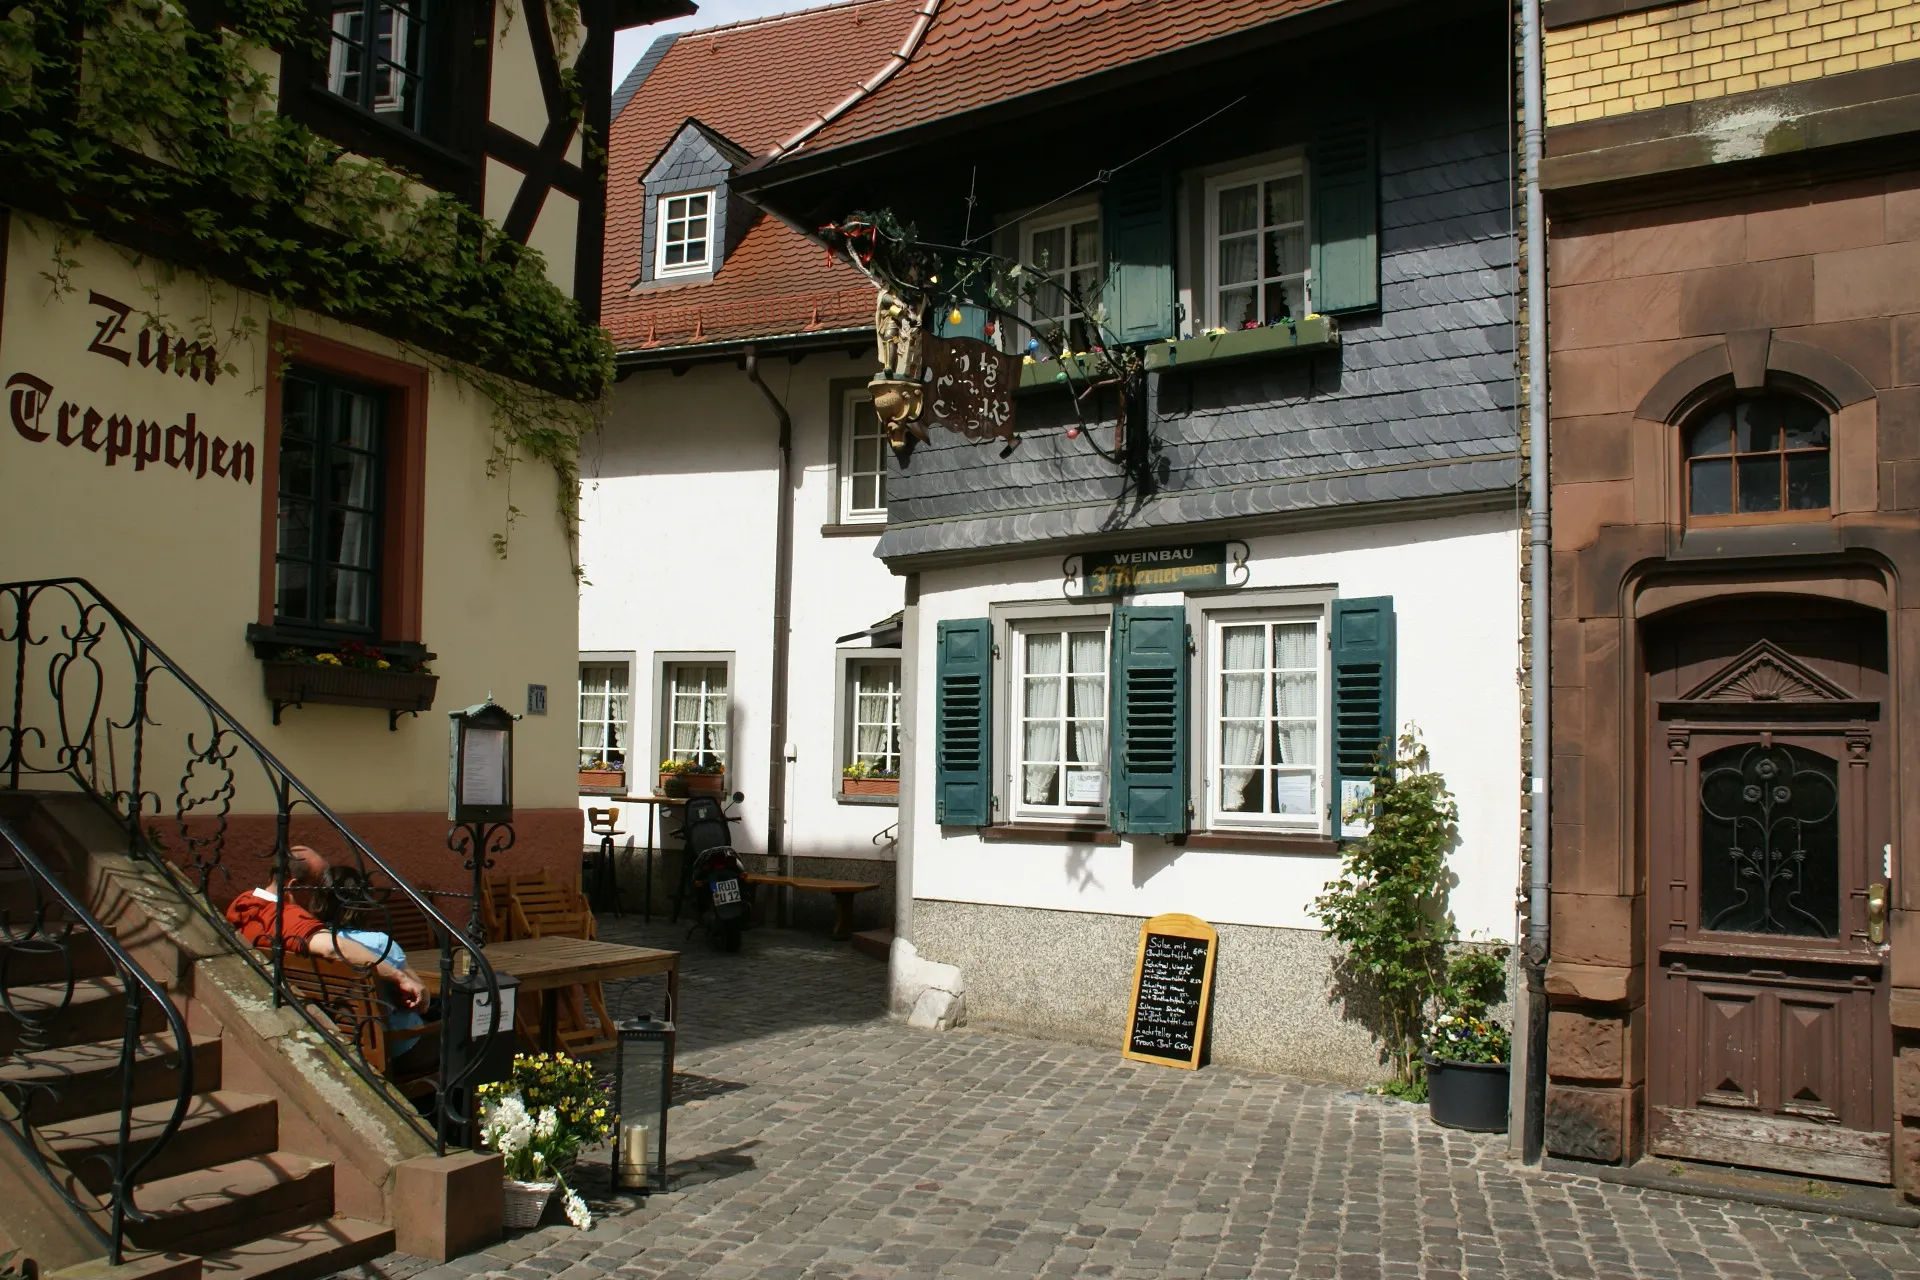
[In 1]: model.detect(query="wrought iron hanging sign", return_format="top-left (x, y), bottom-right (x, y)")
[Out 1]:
top-left (922, 334), bottom-right (1018, 441)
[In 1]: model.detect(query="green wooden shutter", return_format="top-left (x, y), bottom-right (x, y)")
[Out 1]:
top-left (1101, 168), bottom-right (1176, 344)
top-left (1310, 117), bottom-right (1379, 315)
top-left (1108, 606), bottom-right (1189, 834)
top-left (935, 618), bottom-right (992, 826)
top-left (1330, 597), bottom-right (1396, 816)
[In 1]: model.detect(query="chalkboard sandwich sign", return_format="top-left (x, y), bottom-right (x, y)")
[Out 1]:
top-left (1123, 912), bottom-right (1218, 1070)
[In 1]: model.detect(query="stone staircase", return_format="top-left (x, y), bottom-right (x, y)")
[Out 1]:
top-left (0, 796), bottom-right (438, 1280)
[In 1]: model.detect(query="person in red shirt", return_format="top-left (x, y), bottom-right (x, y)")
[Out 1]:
top-left (225, 844), bottom-right (427, 1011)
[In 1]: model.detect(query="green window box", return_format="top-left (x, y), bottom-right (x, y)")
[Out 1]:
top-left (1146, 316), bottom-right (1339, 372)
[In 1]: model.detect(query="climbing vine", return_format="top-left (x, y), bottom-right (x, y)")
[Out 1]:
top-left (0, 0), bottom-right (612, 555)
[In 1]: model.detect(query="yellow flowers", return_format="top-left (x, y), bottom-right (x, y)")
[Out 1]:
top-left (375, 659), bottom-right (390, 669)
top-left (315, 653), bottom-right (342, 665)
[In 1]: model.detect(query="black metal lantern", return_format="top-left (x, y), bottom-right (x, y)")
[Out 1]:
top-left (448, 697), bottom-right (516, 823)
top-left (613, 1016), bottom-right (674, 1193)
top-left (448, 697), bottom-right (518, 946)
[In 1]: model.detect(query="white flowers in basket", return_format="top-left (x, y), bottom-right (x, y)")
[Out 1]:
top-left (480, 1091), bottom-right (593, 1230)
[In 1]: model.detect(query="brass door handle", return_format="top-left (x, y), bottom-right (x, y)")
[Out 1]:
top-left (1868, 883), bottom-right (1888, 945)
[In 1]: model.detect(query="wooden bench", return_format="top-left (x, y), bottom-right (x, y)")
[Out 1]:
top-left (741, 874), bottom-right (881, 940)
top-left (282, 954), bottom-right (442, 1099)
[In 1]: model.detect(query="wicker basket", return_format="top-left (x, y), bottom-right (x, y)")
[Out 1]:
top-left (502, 1179), bottom-right (556, 1229)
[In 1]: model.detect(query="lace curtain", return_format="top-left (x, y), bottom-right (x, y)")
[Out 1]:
top-left (1023, 634), bottom-right (1062, 804)
top-left (855, 664), bottom-right (898, 767)
top-left (1218, 626), bottom-right (1264, 811)
top-left (1068, 632), bottom-right (1105, 792)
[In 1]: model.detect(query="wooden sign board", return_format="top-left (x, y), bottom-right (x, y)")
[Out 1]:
top-left (1122, 913), bottom-right (1218, 1069)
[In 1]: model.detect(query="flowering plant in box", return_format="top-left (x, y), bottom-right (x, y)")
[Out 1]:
top-left (841, 762), bottom-right (899, 780)
top-left (658, 757), bottom-right (723, 775)
top-left (1426, 1013), bottom-right (1510, 1065)
top-left (276, 639), bottom-right (431, 674)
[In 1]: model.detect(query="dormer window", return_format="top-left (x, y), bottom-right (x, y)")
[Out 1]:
top-left (326, 2), bottom-right (429, 133)
top-left (657, 192), bottom-right (714, 276)
top-left (1685, 395), bottom-right (1831, 520)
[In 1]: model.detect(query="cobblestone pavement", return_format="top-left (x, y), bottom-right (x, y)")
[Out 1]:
top-left (346, 918), bottom-right (1920, 1280)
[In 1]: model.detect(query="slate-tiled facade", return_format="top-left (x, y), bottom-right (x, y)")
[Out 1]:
top-left (876, 98), bottom-right (1519, 559)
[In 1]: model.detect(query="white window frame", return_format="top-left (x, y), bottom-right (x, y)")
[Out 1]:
top-left (655, 654), bottom-right (731, 769)
top-left (1204, 158), bottom-right (1310, 331)
top-left (1019, 205), bottom-right (1102, 354)
top-left (1007, 619), bottom-right (1112, 822)
top-left (838, 387), bottom-right (887, 524)
top-left (832, 649), bottom-right (903, 805)
top-left (655, 189), bottom-right (714, 277)
top-left (577, 654), bottom-right (633, 772)
top-left (1188, 587), bottom-right (1336, 836)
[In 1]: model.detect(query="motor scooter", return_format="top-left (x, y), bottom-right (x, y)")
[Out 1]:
top-left (675, 791), bottom-right (752, 952)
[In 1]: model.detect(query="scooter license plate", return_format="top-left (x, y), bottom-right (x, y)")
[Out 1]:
top-left (711, 878), bottom-right (742, 906)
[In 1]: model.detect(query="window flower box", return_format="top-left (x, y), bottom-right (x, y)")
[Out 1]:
top-left (1017, 351), bottom-right (1120, 394)
top-left (659, 760), bottom-right (725, 798)
top-left (1145, 315), bottom-right (1338, 372)
top-left (578, 767), bottom-right (626, 792)
top-left (842, 776), bottom-right (899, 798)
top-left (262, 659), bottom-right (438, 731)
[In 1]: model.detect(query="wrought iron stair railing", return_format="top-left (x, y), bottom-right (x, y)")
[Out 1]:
top-left (0, 579), bottom-right (505, 1227)
top-left (0, 812), bottom-right (193, 1266)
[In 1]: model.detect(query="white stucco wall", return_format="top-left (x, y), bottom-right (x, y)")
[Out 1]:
top-left (577, 348), bottom-right (905, 859)
top-left (909, 508), bottom-right (1524, 942)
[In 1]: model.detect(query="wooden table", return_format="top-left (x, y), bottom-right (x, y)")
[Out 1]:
top-left (423, 936), bottom-right (680, 1052)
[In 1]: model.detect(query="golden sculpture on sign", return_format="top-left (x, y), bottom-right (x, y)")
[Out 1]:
top-left (868, 289), bottom-right (927, 449)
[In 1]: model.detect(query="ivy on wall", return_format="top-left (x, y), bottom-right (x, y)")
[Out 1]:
top-left (0, 0), bottom-right (610, 556)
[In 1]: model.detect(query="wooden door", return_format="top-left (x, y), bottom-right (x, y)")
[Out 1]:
top-left (1645, 607), bottom-right (1892, 1183)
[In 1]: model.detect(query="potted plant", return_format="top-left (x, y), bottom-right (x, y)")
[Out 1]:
top-left (261, 639), bottom-right (437, 728)
top-left (1311, 727), bottom-right (1511, 1119)
top-left (477, 1052), bottom-right (612, 1230)
top-left (659, 755), bottom-right (724, 797)
top-left (841, 762), bottom-right (899, 797)
top-left (578, 756), bottom-right (625, 792)
top-left (1424, 990), bottom-right (1512, 1132)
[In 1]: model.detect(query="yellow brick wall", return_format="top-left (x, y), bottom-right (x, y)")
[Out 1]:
top-left (1544, 0), bottom-right (1920, 125)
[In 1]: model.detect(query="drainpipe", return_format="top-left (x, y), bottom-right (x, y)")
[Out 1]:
top-left (743, 346), bottom-right (796, 910)
top-left (1521, 0), bottom-right (1552, 1165)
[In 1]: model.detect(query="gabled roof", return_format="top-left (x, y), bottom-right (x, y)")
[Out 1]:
top-left (601, 0), bottom-right (922, 356)
top-left (787, 0), bottom-right (1352, 158)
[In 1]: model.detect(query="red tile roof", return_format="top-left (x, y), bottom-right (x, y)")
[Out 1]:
top-left (792, 0), bottom-right (1346, 156)
top-left (602, 0), bottom-right (921, 354)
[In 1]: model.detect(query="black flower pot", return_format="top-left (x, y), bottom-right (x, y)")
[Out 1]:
top-left (1424, 1055), bottom-right (1510, 1132)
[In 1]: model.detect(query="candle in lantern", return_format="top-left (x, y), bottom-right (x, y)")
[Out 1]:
top-left (618, 1120), bottom-right (651, 1191)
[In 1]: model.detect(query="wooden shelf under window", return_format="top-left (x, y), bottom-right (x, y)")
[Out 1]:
top-left (1183, 831), bottom-right (1338, 854)
top-left (980, 823), bottom-right (1120, 846)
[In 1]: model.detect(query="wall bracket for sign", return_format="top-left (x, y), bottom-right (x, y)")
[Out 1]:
top-left (1122, 912), bottom-right (1219, 1070)
top-left (1064, 542), bottom-right (1250, 599)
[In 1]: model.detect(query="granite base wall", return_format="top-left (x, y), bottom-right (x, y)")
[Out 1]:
top-left (912, 899), bottom-right (1498, 1085)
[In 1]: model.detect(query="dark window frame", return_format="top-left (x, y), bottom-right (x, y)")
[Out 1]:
top-left (1683, 393), bottom-right (1834, 526)
top-left (274, 365), bottom-right (390, 641)
top-left (278, 1), bottom-right (489, 203)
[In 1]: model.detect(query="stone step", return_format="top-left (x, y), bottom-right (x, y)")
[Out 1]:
top-left (42, 1090), bottom-right (278, 1195)
top-left (0, 1032), bottom-right (222, 1124)
top-left (0, 928), bottom-right (119, 987)
top-left (197, 1217), bottom-right (394, 1280)
top-left (127, 1152), bottom-right (335, 1255)
top-left (851, 928), bottom-right (893, 961)
top-left (0, 975), bottom-right (171, 1055)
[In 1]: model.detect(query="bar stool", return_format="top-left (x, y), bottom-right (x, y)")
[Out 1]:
top-left (586, 806), bottom-right (624, 916)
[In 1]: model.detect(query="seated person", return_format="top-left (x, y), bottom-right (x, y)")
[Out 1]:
top-left (224, 844), bottom-right (428, 1057)
top-left (310, 865), bottom-right (427, 1055)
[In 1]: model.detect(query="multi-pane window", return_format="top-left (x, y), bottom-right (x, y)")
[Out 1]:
top-left (847, 659), bottom-right (902, 774)
top-left (1024, 213), bottom-right (1102, 352)
top-left (1211, 166), bottom-right (1308, 329)
top-left (666, 663), bottom-right (728, 766)
top-left (1211, 615), bottom-right (1322, 827)
top-left (1685, 396), bottom-right (1831, 517)
top-left (656, 192), bottom-right (712, 275)
top-left (276, 369), bottom-right (384, 633)
top-left (841, 393), bottom-right (887, 521)
top-left (326, 2), bottom-right (429, 132)
top-left (578, 663), bottom-right (630, 770)
top-left (1015, 627), bottom-right (1109, 814)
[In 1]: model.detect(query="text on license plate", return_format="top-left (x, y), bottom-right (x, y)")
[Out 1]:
top-left (711, 879), bottom-right (742, 905)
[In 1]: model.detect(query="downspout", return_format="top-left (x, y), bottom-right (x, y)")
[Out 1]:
top-left (1521, 0), bottom-right (1552, 1164)
top-left (765, 0), bottom-right (940, 159)
top-left (744, 346), bottom-right (796, 906)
